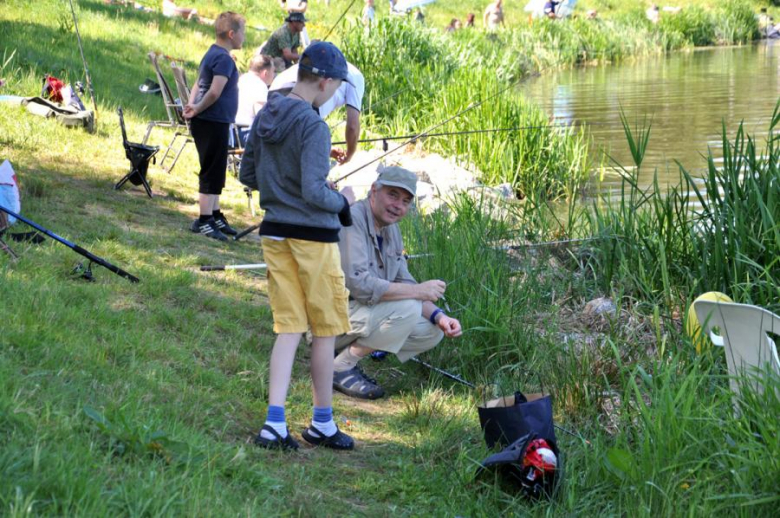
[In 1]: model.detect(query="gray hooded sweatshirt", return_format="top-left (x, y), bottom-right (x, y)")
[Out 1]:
top-left (239, 92), bottom-right (350, 243)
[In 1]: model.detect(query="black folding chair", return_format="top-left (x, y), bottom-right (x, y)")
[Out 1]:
top-left (115, 107), bottom-right (159, 198)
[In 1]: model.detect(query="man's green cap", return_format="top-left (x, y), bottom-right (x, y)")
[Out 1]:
top-left (376, 166), bottom-right (417, 197)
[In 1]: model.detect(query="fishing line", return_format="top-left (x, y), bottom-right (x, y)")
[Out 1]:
top-left (407, 356), bottom-right (591, 445)
top-left (322, 0), bottom-right (360, 41)
top-left (331, 121), bottom-right (602, 147)
top-left (68, 0), bottom-right (98, 121)
top-left (329, 86), bottom-right (412, 131)
top-left (332, 60), bottom-right (575, 184)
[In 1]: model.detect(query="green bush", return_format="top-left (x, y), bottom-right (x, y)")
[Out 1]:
top-left (658, 6), bottom-right (716, 47)
top-left (716, 0), bottom-right (760, 44)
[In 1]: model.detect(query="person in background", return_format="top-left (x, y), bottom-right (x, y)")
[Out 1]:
top-left (483, 0), bottom-right (504, 30)
top-left (259, 12), bottom-right (306, 69)
top-left (415, 8), bottom-right (425, 23)
top-left (283, 0), bottom-right (311, 50)
top-left (270, 60), bottom-right (365, 165)
top-left (543, 1), bottom-right (559, 19)
top-left (235, 54), bottom-right (275, 144)
top-left (445, 18), bottom-right (462, 32)
top-left (161, 0), bottom-right (197, 20)
top-left (280, 0), bottom-right (308, 12)
top-left (646, 4), bottom-right (660, 24)
top-left (183, 11), bottom-right (244, 241)
top-left (465, 13), bottom-right (476, 28)
top-left (362, 0), bottom-right (376, 27)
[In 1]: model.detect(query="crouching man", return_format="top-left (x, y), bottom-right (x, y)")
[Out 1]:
top-left (334, 167), bottom-right (463, 399)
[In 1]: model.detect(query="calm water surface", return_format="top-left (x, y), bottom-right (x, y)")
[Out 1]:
top-left (524, 41), bottom-right (780, 196)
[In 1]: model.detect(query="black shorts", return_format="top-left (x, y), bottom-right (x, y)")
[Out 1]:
top-left (190, 118), bottom-right (229, 195)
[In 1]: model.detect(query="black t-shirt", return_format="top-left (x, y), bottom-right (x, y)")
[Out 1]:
top-left (194, 45), bottom-right (239, 123)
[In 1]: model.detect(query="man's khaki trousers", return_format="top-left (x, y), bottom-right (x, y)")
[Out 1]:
top-left (335, 299), bottom-right (444, 362)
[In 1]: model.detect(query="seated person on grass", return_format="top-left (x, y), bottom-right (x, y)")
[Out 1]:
top-left (235, 54), bottom-right (276, 144)
top-left (259, 12), bottom-right (306, 69)
top-left (333, 167), bottom-right (463, 400)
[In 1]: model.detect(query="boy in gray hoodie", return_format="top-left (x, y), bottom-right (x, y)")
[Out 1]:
top-left (240, 41), bottom-right (356, 451)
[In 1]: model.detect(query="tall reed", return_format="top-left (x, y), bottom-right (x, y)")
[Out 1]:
top-left (584, 102), bottom-right (780, 312)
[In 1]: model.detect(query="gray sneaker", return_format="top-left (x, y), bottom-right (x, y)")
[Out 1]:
top-left (333, 366), bottom-right (385, 400)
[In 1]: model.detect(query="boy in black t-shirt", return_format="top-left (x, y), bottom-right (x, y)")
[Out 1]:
top-left (184, 11), bottom-right (245, 241)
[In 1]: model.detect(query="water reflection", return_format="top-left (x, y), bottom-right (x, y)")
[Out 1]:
top-left (524, 41), bottom-right (780, 196)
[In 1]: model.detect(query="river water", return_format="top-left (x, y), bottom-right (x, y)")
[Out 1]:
top-left (524, 41), bottom-right (780, 196)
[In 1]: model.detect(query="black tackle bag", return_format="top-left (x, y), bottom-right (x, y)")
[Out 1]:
top-left (477, 391), bottom-right (556, 449)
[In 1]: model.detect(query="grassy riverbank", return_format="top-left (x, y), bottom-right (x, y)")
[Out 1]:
top-left (1, 0), bottom-right (778, 515)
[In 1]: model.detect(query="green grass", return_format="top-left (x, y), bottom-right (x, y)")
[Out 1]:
top-left (2, 0), bottom-right (779, 515)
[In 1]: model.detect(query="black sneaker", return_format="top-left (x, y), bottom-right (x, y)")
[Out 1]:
top-left (302, 424), bottom-right (355, 450)
top-left (333, 366), bottom-right (385, 400)
top-left (254, 425), bottom-right (299, 451)
top-left (190, 217), bottom-right (228, 241)
top-left (213, 214), bottom-right (237, 236)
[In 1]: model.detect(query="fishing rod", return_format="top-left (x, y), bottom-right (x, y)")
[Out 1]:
top-left (410, 356), bottom-right (475, 387)
top-left (232, 223), bottom-right (260, 242)
top-left (0, 206), bottom-right (139, 283)
top-left (329, 86), bottom-right (412, 131)
top-left (331, 122), bottom-right (589, 147)
top-left (200, 263), bottom-right (266, 272)
top-left (68, 0), bottom-right (98, 123)
top-left (199, 251), bottom-right (435, 272)
top-left (322, 0), bottom-right (360, 40)
top-left (407, 355), bottom-right (590, 444)
top-left (332, 64), bottom-right (558, 184)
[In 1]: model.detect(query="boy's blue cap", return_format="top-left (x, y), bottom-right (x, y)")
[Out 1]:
top-left (300, 42), bottom-right (352, 85)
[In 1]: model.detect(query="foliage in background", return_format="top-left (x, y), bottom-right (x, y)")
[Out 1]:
top-left (342, 18), bottom-right (591, 199)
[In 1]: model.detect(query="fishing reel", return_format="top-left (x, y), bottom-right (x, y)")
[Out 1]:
top-left (72, 260), bottom-right (95, 282)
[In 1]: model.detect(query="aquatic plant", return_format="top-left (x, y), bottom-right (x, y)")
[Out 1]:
top-left (583, 102), bottom-right (780, 313)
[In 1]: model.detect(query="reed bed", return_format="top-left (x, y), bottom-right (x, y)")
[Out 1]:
top-left (395, 105), bottom-right (780, 516)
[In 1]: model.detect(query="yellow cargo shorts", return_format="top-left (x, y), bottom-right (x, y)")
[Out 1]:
top-left (262, 237), bottom-right (351, 337)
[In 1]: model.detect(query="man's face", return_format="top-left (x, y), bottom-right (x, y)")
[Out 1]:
top-left (290, 21), bottom-right (305, 33)
top-left (370, 185), bottom-right (413, 228)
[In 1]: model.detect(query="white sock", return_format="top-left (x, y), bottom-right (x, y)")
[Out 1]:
top-left (334, 347), bottom-right (363, 373)
top-left (309, 419), bottom-right (338, 438)
top-left (260, 420), bottom-right (288, 440)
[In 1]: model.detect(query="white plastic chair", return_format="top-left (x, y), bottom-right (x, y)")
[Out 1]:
top-left (694, 300), bottom-right (780, 411)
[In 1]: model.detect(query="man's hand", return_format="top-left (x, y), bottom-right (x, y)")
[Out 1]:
top-left (417, 280), bottom-right (446, 302)
top-left (437, 315), bottom-right (462, 338)
top-left (330, 147), bottom-right (348, 164)
top-left (340, 185), bottom-right (355, 205)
